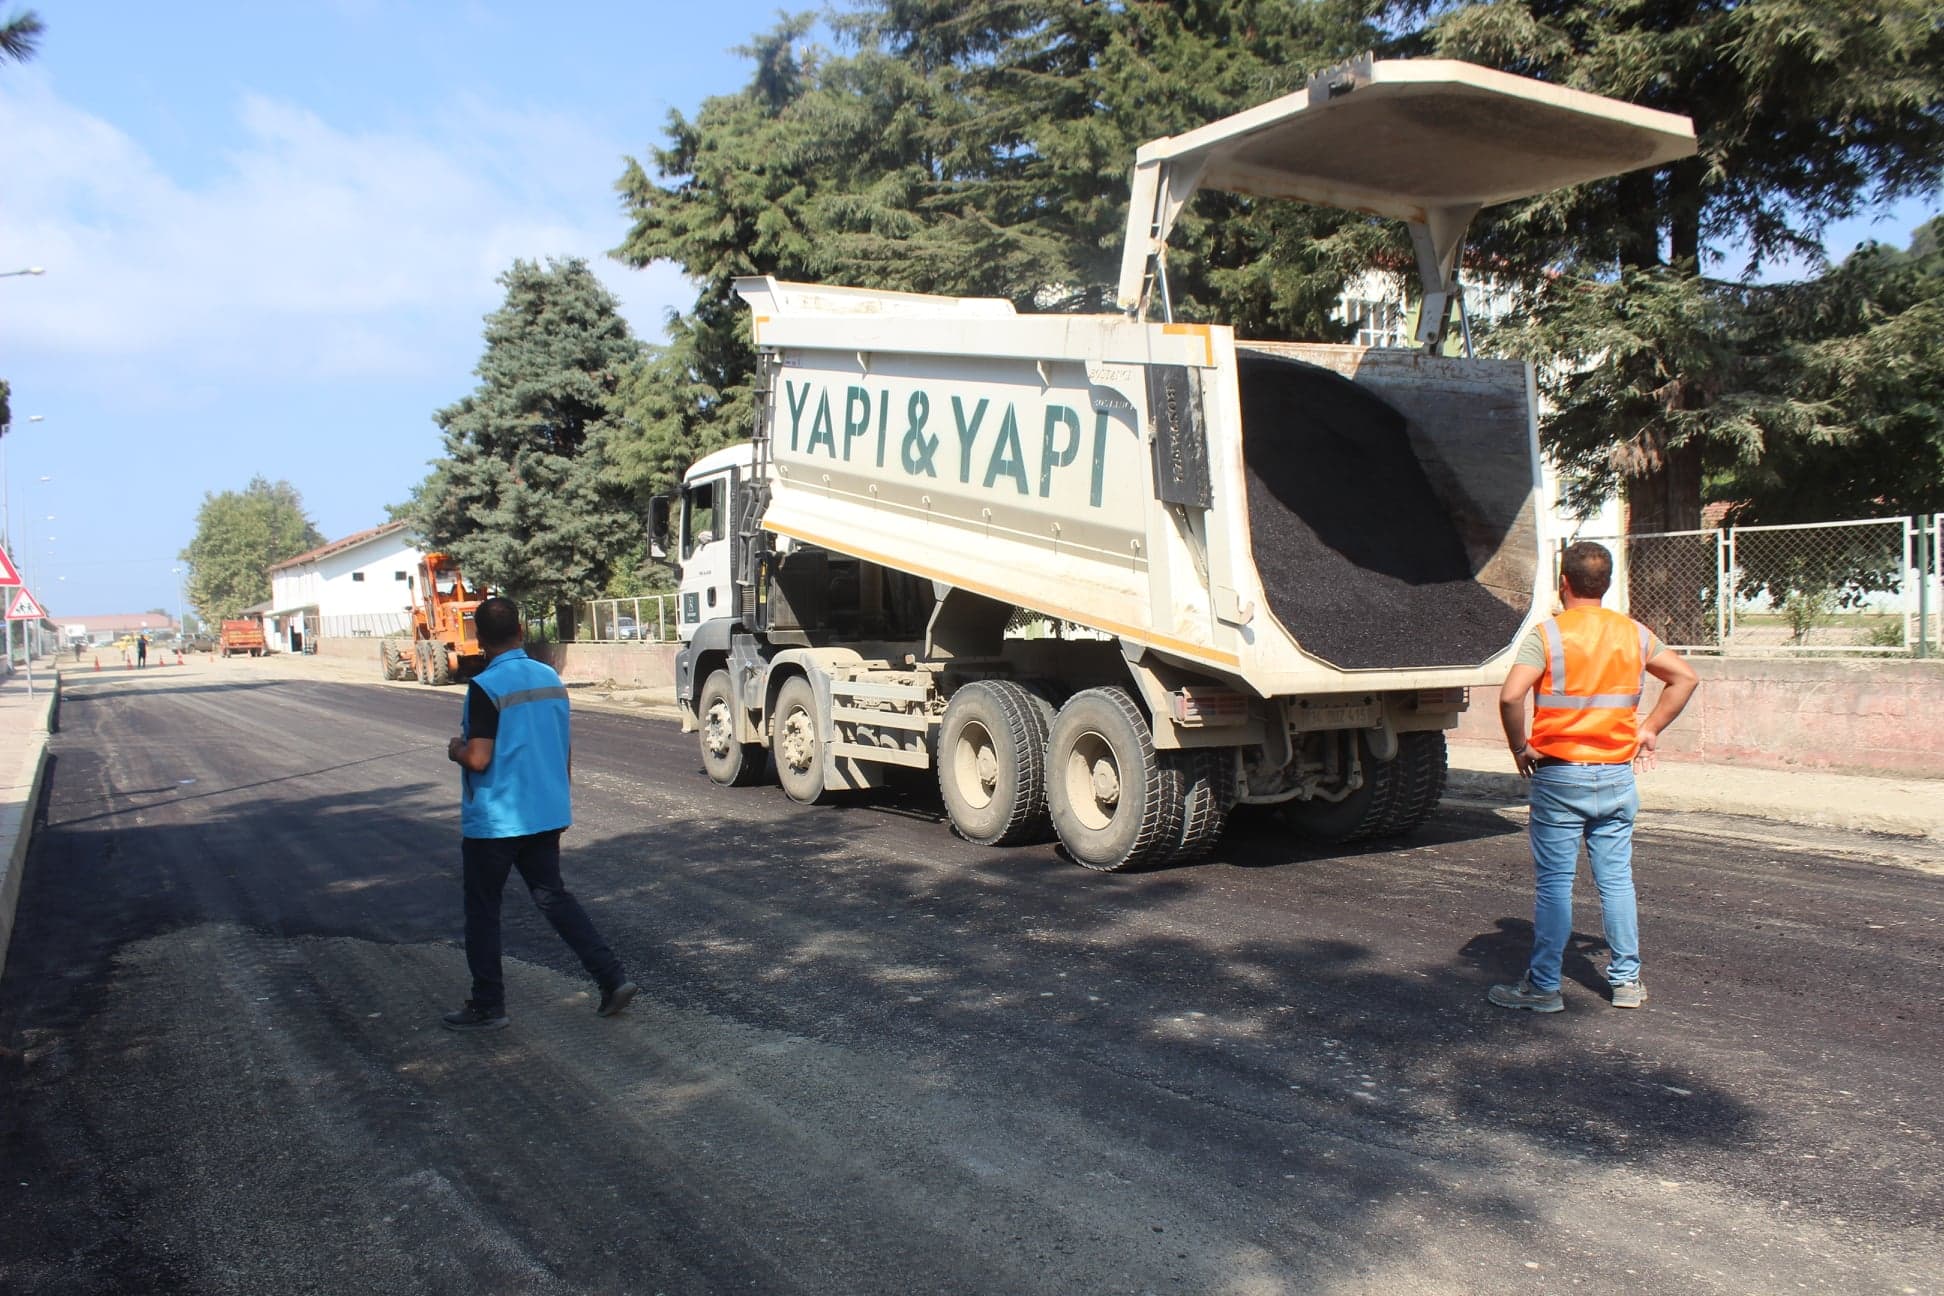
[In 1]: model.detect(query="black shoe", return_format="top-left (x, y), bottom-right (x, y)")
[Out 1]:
top-left (442, 1001), bottom-right (509, 1031)
top-left (597, 980), bottom-right (638, 1018)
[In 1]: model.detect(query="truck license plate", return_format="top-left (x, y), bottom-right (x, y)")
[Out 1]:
top-left (1288, 698), bottom-right (1381, 731)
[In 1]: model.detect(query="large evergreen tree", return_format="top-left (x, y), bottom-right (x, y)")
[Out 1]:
top-left (610, 0), bottom-right (1942, 567)
top-left (1425, 0), bottom-right (1944, 533)
top-left (179, 477), bottom-right (324, 623)
top-left (406, 258), bottom-right (641, 633)
top-left (1712, 218), bottom-right (1944, 523)
top-left (608, 3), bottom-right (1386, 498)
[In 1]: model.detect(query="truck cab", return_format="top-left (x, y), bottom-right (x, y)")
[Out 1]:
top-left (671, 444), bottom-right (746, 644)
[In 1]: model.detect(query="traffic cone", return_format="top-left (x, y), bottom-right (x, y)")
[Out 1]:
top-left (93, 655), bottom-right (100, 671)
top-left (176, 650), bottom-right (184, 666)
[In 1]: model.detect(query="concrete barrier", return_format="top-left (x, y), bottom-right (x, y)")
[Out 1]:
top-left (314, 635), bottom-right (678, 690)
top-left (1453, 656), bottom-right (1944, 778)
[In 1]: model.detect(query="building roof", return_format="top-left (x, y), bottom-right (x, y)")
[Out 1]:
top-left (268, 520), bottom-right (411, 574)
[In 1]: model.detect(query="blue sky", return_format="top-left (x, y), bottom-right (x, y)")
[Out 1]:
top-left (1, 3), bottom-right (1937, 619)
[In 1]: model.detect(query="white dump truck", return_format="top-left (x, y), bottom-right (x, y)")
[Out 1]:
top-left (665, 57), bottom-right (1695, 870)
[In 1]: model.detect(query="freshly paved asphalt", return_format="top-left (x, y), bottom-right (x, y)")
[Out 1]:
top-left (0, 666), bottom-right (1938, 1294)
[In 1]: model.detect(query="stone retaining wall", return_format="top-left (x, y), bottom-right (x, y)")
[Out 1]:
top-left (1452, 656), bottom-right (1944, 778)
top-left (313, 636), bottom-right (678, 690)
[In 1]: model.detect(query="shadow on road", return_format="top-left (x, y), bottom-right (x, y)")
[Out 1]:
top-left (0, 729), bottom-right (1784, 1294)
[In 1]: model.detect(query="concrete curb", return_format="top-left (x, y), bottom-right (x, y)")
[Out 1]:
top-left (0, 674), bottom-right (58, 979)
top-left (1443, 761), bottom-right (1941, 842)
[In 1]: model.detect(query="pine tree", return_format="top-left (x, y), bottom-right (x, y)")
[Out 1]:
top-left (608, 3), bottom-right (1384, 495)
top-left (1426, 0), bottom-right (1944, 534)
top-left (406, 258), bottom-right (641, 636)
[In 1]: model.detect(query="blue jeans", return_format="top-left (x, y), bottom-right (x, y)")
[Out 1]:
top-left (1525, 762), bottom-right (1641, 991)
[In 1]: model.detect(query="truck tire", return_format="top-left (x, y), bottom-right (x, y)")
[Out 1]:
top-left (1046, 687), bottom-right (1185, 871)
top-left (379, 641), bottom-right (402, 680)
top-left (700, 669), bottom-right (766, 787)
top-left (772, 675), bottom-right (827, 804)
top-left (428, 644), bottom-right (454, 686)
top-left (1282, 730), bottom-right (1448, 843)
top-left (937, 680), bottom-right (1053, 846)
top-left (1165, 748), bottom-right (1237, 863)
top-left (414, 640), bottom-right (431, 685)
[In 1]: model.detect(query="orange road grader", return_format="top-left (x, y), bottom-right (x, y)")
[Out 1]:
top-left (380, 553), bottom-right (488, 686)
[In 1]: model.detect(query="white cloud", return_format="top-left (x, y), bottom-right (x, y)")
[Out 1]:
top-left (0, 70), bottom-right (687, 388)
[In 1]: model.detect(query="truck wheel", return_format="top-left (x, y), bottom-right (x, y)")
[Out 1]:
top-left (1046, 687), bottom-right (1184, 872)
top-left (428, 645), bottom-right (454, 686)
top-left (772, 675), bottom-right (827, 804)
top-left (414, 641), bottom-right (431, 685)
top-left (700, 669), bottom-right (766, 787)
top-left (1165, 748), bottom-right (1237, 862)
top-left (379, 641), bottom-right (401, 680)
top-left (937, 680), bottom-right (1054, 846)
top-left (1283, 730), bottom-right (1448, 843)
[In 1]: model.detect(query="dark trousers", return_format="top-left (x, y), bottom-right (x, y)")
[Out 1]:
top-left (462, 830), bottom-right (623, 1009)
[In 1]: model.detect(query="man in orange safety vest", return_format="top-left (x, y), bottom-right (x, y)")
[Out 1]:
top-left (1489, 541), bottom-right (1699, 1013)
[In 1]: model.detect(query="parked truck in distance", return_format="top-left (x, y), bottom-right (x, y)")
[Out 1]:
top-left (666, 57), bottom-right (1696, 871)
top-left (219, 619), bottom-right (266, 658)
top-left (379, 553), bottom-right (488, 686)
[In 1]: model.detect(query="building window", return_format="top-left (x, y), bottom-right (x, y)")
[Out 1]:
top-left (395, 571), bottom-right (408, 581)
top-left (352, 572), bottom-right (365, 582)
top-left (1341, 296), bottom-right (1405, 349)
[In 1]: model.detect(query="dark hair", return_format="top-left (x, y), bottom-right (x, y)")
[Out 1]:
top-left (1560, 541), bottom-right (1614, 599)
top-left (473, 596), bottom-right (522, 647)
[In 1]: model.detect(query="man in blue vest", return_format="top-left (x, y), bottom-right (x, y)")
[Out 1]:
top-left (441, 596), bottom-right (637, 1031)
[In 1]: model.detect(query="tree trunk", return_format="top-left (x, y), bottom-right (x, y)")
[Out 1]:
top-left (554, 599), bottom-right (578, 644)
top-left (1624, 441), bottom-right (1711, 645)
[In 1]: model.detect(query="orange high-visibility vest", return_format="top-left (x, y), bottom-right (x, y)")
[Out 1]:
top-left (1529, 607), bottom-right (1654, 763)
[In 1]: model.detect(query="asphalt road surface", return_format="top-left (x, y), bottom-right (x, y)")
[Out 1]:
top-left (1, 666), bottom-right (1939, 1295)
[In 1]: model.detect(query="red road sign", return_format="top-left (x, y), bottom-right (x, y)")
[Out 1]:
top-left (0, 547), bottom-right (19, 587)
top-left (7, 587), bottom-right (45, 620)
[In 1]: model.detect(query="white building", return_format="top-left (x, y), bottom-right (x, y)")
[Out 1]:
top-left (264, 522), bottom-right (425, 653)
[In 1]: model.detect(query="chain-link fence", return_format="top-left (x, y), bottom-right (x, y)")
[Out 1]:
top-left (579, 595), bottom-right (670, 644)
top-left (1566, 515), bottom-right (1939, 657)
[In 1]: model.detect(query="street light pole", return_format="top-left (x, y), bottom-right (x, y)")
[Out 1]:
top-left (0, 267), bottom-right (45, 278)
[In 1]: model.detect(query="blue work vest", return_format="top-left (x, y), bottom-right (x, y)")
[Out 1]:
top-left (461, 649), bottom-right (572, 838)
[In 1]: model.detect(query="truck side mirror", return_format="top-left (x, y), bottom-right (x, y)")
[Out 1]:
top-left (648, 496), bottom-right (671, 560)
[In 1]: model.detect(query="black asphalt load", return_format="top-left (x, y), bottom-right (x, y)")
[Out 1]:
top-left (1, 673), bottom-right (1940, 1294)
top-left (1238, 349), bottom-right (1526, 669)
